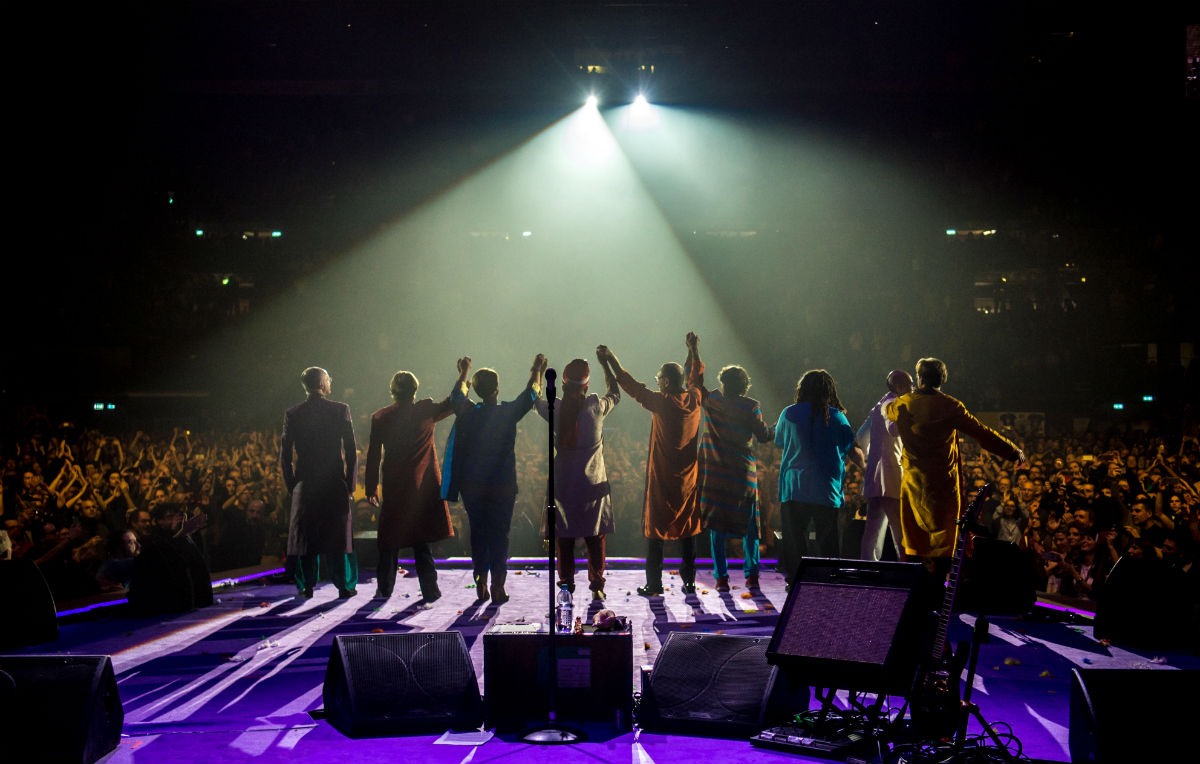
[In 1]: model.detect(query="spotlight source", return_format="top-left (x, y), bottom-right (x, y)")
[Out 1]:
top-left (626, 92), bottom-right (658, 128)
top-left (585, 94), bottom-right (598, 108)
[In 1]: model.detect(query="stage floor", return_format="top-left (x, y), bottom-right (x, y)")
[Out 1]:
top-left (11, 564), bottom-right (1199, 763)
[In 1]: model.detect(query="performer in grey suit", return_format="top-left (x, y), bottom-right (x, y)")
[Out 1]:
top-left (280, 366), bottom-right (359, 598)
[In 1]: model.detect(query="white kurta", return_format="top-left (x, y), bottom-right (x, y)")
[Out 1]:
top-left (856, 392), bottom-right (904, 500)
top-left (536, 391), bottom-right (619, 537)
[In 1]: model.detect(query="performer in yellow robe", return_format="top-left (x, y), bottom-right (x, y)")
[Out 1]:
top-left (885, 358), bottom-right (1024, 559)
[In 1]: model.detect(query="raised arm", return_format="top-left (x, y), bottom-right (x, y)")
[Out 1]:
top-left (450, 356), bottom-right (474, 415)
top-left (597, 346), bottom-right (619, 398)
top-left (529, 353), bottom-right (548, 396)
top-left (684, 332), bottom-right (699, 378)
top-left (597, 345), bottom-right (624, 377)
top-left (684, 331), bottom-right (705, 392)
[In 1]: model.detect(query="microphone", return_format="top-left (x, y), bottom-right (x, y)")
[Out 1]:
top-left (545, 368), bottom-right (557, 384)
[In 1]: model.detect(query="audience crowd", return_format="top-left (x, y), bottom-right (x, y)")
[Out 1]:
top-left (2, 415), bottom-right (1198, 616)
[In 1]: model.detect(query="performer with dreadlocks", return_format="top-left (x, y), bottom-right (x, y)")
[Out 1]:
top-left (774, 369), bottom-right (864, 583)
top-left (885, 357), bottom-right (1023, 566)
top-left (534, 349), bottom-right (620, 601)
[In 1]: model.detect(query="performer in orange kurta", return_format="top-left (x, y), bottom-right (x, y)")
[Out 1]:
top-left (885, 357), bottom-right (1024, 560)
top-left (599, 337), bottom-right (704, 596)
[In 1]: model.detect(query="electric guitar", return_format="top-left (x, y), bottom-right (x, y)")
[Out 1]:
top-left (910, 483), bottom-right (992, 739)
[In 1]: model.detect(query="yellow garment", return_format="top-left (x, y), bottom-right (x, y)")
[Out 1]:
top-left (885, 390), bottom-right (1018, 557)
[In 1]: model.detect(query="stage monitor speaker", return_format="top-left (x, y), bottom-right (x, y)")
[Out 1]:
top-left (766, 557), bottom-right (931, 695)
top-left (323, 631), bottom-right (483, 737)
top-left (483, 628), bottom-right (633, 732)
top-left (1093, 557), bottom-right (1196, 648)
top-left (1070, 668), bottom-right (1198, 762)
top-left (0, 558), bottom-right (58, 649)
top-left (958, 537), bottom-right (1037, 615)
top-left (638, 633), bottom-right (805, 738)
top-left (0, 655), bottom-right (123, 764)
top-left (129, 535), bottom-right (212, 615)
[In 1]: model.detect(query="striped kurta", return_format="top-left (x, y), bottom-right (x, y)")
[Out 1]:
top-left (698, 390), bottom-right (775, 535)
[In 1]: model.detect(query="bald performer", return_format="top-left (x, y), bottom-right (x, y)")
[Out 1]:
top-left (856, 369), bottom-right (912, 561)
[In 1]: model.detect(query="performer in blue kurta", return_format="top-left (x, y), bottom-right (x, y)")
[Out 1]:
top-left (774, 369), bottom-right (864, 584)
top-left (443, 354), bottom-right (546, 604)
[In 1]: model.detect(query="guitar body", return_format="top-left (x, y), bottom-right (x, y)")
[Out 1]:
top-left (909, 484), bottom-right (992, 740)
top-left (911, 638), bottom-right (969, 738)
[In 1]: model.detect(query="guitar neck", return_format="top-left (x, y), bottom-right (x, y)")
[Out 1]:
top-left (930, 483), bottom-right (990, 658)
top-left (932, 540), bottom-right (966, 656)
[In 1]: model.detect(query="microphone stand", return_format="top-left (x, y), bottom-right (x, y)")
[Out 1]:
top-left (521, 367), bottom-right (583, 744)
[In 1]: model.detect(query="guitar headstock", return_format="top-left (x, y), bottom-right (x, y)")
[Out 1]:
top-left (958, 483), bottom-right (992, 529)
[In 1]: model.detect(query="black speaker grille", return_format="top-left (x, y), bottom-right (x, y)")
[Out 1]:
top-left (0, 655), bottom-right (122, 764)
top-left (766, 559), bottom-right (928, 694)
top-left (341, 633), bottom-right (476, 720)
top-left (774, 583), bottom-right (910, 664)
top-left (650, 634), bottom-right (773, 724)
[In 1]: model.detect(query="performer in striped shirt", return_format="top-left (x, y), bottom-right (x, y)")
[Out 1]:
top-left (690, 333), bottom-right (775, 592)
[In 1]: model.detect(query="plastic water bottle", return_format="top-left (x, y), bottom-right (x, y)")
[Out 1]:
top-left (555, 583), bottom-right (573, 632)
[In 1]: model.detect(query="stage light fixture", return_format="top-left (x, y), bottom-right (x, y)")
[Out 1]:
top-left (633, 93), bottom-right (648, 107)
top-left (585, 94), bottom-right (599, 108)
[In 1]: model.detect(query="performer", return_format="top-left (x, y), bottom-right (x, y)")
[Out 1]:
top-left (692, 335), bottom-right (774, 592)
top-left (279, 367), bottom-right (358, 599)
top-left (535, 351), bottom-right (620, 601)
top-left (364, 369), bottom-right (460, 602)
top-left (856, 369), bottom-right (913, 561)
top-left (885, 357), bottom-right (1024, 563)
top-left (443, 354), bottom-right (546, 604)
top-left (774, 369), bottom-right (864, 583)
top-left (600, 336), bottom-right (704, 596)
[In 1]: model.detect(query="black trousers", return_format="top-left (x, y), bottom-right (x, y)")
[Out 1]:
top-left (645, 534), bottom-right (698, 589)
top-left (376, 542), bottom-right (438, 599)
top-left (462, 491), bottom-right (515, 588)
top-left (779, 500), bottom-right (839, 583)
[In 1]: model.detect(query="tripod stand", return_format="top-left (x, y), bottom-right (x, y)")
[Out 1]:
top-left (520, 368), bottom-right (584, 745)
top-left (946, 614), bottom-right (1016, 762)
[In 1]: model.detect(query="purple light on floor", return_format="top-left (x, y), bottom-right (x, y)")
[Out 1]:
top-left (57, 567), bottom-right (287, 618)
top-left (212, 567), bottom-right (286, 586)
top-left (422, 556), bottom-right (780, 565)
top-left (1035, 599), bottom-right (1095, 619)
top-left (57, 598), bottom-right (129, 617)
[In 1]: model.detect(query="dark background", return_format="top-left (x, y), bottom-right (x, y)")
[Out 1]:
top-left (7, 1), bottom-right (1198, 432)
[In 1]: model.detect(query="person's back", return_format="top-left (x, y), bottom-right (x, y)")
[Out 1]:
top-left (372, 399), bottom-right (446, 475)
top-left (884, 357), bottom-right (1022, 561)
top-left (452, 392), bottom-right (533, 498)
top-left (703, 390), bottom-right (768, 455)
top-left (601, 337), bottom-right (705, 595)
top-left (888, 391), bottom-right (967, 466)
top-left (776, 401), bottom-right (855, 508)
top-left (444, 355), bottom-right (545, 604)
top-left (283, 396), bottom-right (354, 483)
